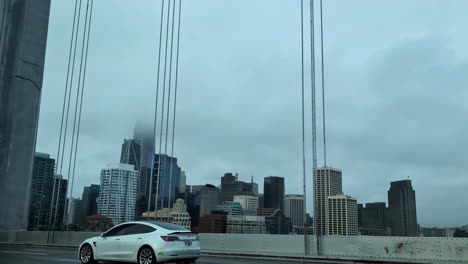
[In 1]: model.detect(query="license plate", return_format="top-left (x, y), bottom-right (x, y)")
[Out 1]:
top-left (184, 240), bottom-right (192, 246)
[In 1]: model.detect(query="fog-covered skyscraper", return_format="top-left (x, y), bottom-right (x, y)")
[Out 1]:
top-left (0, 0), bottom-right (51, 230)
top-left (133, 123), bottom-right (154, 216)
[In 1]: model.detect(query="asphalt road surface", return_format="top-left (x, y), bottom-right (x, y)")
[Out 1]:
top-left (0, 244), bottom-right (307, 264)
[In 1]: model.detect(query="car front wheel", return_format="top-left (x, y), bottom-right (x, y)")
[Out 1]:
top-left (79, 244), bottom-right (96, 264)
top-left (138, 246), bottom-right (156, 264)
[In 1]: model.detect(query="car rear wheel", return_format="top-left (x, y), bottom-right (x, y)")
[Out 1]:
top-left (79, 244), bottom-right (96, 264)
top-left (138, 246), bottom-right (156, 264)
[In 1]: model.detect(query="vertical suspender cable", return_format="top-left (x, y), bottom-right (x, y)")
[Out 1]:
top-left (48, 0), bottom-right (79, 237)
top-left (148, 0), bottom-right (166, 216)
top-left (163, 0), bottom-right (176, 209)
top-left (64, 0), bottom-right (91, 230)
top-left (310, 0), bottom-right (320, 254)
top-left (68, 0), bottom-right (94, 230)
top-left (320, 0), bottom-right (327, 170)
top-left (165, 0), bottom-right (177, 209)
top-left (59, 0), bottom-right (83, 175)
top-left (300, 0), bottom-right (308, 256)
top-left (155, 0), bottom-right (172, 211)
top-left (167, 0), bottom-right (182, 210)
top-left (51, 0), bottom-right (83, 235)
top-left (319, 0), bottom-right (328, 238)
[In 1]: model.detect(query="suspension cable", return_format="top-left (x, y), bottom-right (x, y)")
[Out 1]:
top-left (310, 0), bottom-right (320, 254)
top-left (155, 0), bottom-right (173, 211)
top-left (167, 0), bottom-right (182, 210)
top-left (165, 0), bottom-right (177, 209)
top-left (58, 0), bottom-right (83, 176)
top-left (64, 0), bottom-right (92, 230)
top-left (47, 0), bottom-right (80, 236)
top-left (51, 0), bottom-right (83, 235)
top-left (300, 0), bottom-right (308, 255)
top-left (148, 0), bottom-right (166, 216)
top-left (320, 0), bottom-right (327, 169)
top-left (68, 0), bottom-right (94, 230)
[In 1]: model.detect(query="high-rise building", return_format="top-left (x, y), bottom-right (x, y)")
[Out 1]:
top-left (263, 176), bottom-right (285, 211)
top-left (147, 154), bottom-right (181, 211)
top-left (51, 174), bottom-right (68, 231)
top-left (233, 195), bottom-right (259, 211)
top-left (387, 180), bottom-right (418, 236)
top-left (133, 124), bottom-right (154, 216)
top-left (28, 153), bottom-right (55, 231)
top-left (265, 209), bottom-right (293, 234)
top-left (220, 173), bottom-right (257, 202)
top-left (192, 184), bottom-right (220, 217)
top-left (316, 167), bottom-right (343, 235)
top-left (120, 139), bottom-right (141, 172)
top-left (359, 202), bottom-right (390, 236)
top-left (328, 194), bottom-right (358, 236)
top-left (284, 194), bottom-right (305, 228)
top-left (81, 184), bottom-right (100, 217)
top-left (179, 171), bottom-right (187, 193)
top-left (67, 198), bottom-right (84, 227)
top-left (97, 163), bottom-right (139, 225)
top-left (0, 0), bottom-right (51, 230)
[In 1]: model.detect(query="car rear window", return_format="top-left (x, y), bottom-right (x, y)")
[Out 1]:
top-left (151, 221), bottom-right (188, 231)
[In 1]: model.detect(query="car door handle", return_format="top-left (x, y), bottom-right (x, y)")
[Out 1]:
top-left (115, 238), bottom-right (120, 240)
top-left (137, 238), bottom-right (142, 240)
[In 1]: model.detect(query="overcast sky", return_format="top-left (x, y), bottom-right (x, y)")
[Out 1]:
top-left (37, 0), bottom-right (468, 228)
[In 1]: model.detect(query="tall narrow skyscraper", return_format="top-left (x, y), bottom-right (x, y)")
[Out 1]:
top-left (387, 180), bottom-right (418, 236)
top-left (133, 123), bottom-right (155, 216)
top-left (28, 153), bottom-right (55, 231)
top-left (0, 0), bottom-right (51, 230)
top-left (316, 167), bottom-right (343, 235)
top-left (263, 176), bottom-right (285, 211)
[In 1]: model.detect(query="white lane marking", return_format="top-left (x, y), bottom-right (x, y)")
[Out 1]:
top-left (0, 250), bottom-right (48, 256)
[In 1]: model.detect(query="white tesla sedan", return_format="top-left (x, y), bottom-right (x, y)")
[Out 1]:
top-left (78, 221), bottom-right (200, 264)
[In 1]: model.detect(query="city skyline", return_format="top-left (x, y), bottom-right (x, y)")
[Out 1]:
top-left (35, 0), bottom-right (468, 227)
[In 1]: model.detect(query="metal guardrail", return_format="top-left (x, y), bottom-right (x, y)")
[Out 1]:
top-left (1, 231), bottom-right (467, 263)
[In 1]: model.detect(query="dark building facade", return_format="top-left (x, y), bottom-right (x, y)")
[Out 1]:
top-left (81, 184), bottom-right (100, 217)
top-left (388, 180), bottom-right (418, 236)
top-left (263, 176), bottom-right (285, 211)
top-left (28, 153), bottom-right (55, 230)
top-left (51, 175), bottom-right (68, 230)
top-left (145, 154), bottom-right (181, 211)
top-left (220, 173), bottom-right (257, 203)
top-left (265, 209), bottom-right (292, 234)
top-left (358, 202), bottom-right (390, 236)
top-left (199, 211), bottom-right (227, 233)
top-left (0, 0), bottom-right (51, 230)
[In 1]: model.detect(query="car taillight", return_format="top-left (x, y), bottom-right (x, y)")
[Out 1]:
top-left (161, 236), bottom-right (180, 242)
